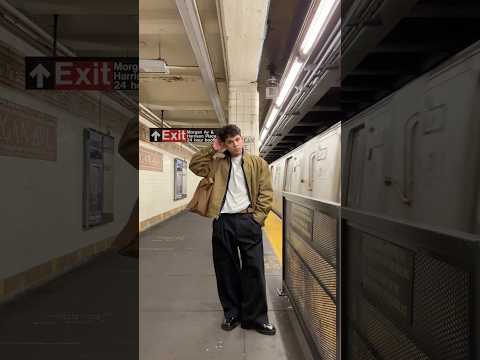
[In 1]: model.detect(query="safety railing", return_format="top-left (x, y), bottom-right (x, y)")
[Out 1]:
top-left (341, 207), bottom-right (480, 360)
top-left (282, 192), bottom-right (341, 360)
top-left (282, 191), bottom-right (480, 359)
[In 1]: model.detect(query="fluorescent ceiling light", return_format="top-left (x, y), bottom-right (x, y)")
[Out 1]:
top-left (300, 0), bottom-right (336, 55)
top-left (264, 107), bottom-right (279, 129)
top-left (275, 58), bottom-right (303, 107)
top-left (140, 59), bottom-right (169, 74)
top-left (260, 127), bottom-right (268, 144)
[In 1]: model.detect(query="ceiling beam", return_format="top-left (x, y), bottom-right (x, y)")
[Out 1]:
top-left (372, 41), bottom-right (458, 54)
top-left (140, 16), bottom-right (220, 35)
top-left (12, 1), bottom-right (137, 15)
top-left (143, 102), bottom-right (213, 111)
top-left (350, 68), bottom-right (403, 76)
top-left (176, 0), bottom-right (226, 125)
top-left (140, 73), bottom-right (226, 82)
top-left (309, 105), bottom-right (342, 112)
top-left (288, 132), bottom-right (314, 136)
top-left (166, 121), bottom-right (220, 127)
top-left (278, 140), bottom-right (302, 144)
top-left (409, 3), bottom-right (480, 19)
top-left (294, 123), bottom-right (324, 127)
top-left (341, 0), bottom-right (420, 79)
top-left (342, 85), bottom-right (388, 92)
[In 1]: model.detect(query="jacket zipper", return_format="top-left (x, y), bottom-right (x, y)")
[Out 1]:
top-left (218, 156), bottom-right (232, 217)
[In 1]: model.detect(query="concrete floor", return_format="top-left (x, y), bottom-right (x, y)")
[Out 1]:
top-left (0, 211), bottom-right (305, 360)
top-left (140, 211), bottom-right (305, 360)
top-left (0, 252), bottom-right (139, 359)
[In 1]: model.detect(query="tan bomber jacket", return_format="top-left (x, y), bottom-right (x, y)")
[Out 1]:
top-left (189, 145), bottom-right (273, 226)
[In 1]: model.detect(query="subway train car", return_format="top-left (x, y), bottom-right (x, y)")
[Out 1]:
top-left (269, 122), bottom-right (341, 217)
top-left (342, 40), bottom-right (480, 235)
top-left (271, 41), bottom-right (480, 235)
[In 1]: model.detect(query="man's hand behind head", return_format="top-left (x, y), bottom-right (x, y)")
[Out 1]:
top-left (212, 137), bottom-right (226, 152)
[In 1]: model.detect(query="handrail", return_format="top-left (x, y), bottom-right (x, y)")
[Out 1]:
top-left (283, 191), bottom-right (340, 218)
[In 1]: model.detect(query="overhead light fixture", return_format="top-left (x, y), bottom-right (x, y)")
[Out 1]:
top-left (260, 127), bottom-right (268, 144)
top-left (140, 59), bottom-right (169, 74)
top-left (265, 75), bottom-right (279, 99)
top-left (275, 58), bottom-right (303, 107)
top-left (300, 0), bottom-right (337, 55)
top-left (264, 106), bottom-right (279, 130)
top-left (260, 106), bottom-right (280, 146)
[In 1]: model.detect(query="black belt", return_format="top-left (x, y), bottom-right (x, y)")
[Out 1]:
top-left (239, 206), bottom-right (254, 214)
top-left (220, 207), bottom-right (253, 216)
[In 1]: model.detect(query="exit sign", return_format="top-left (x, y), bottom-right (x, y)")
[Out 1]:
top-left (25, 57), bottom-right (138, 90)
top-left (149, 128), bottom-right (218, 143)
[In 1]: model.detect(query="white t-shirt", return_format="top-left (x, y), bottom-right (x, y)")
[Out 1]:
top-left (220, 154), bottom-right (250, 213)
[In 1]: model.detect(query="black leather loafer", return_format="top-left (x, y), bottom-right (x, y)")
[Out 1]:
top-left (221, 316), bottom-right (240, 331)
top-left (241, 321), bottom-right (276, 335)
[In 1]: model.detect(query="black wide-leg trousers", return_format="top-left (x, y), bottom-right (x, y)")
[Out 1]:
top-left (212, 213), bottom-right (268, 325)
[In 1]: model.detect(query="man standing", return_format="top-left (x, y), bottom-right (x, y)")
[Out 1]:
top-left (189, 124), bottom-right (276, 335)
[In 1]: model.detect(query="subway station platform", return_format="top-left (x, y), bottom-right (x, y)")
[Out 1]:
top-left (0, 250), bottom-right (139, 359)
top-left (0, 211), bottom-right (307, 360)
top-left (140, 211), bottom-right (305, 360)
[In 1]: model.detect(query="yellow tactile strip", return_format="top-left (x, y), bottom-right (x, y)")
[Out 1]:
top-left (264, 211), bottom-right (283, 264)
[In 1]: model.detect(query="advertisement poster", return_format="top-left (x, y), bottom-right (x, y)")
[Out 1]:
top-left (174, 158), bottom-right (187, 200)
top-left (83, 128), bottom-right (114, 228)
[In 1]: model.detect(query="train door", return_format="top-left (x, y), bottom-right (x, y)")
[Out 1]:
top-left (411, 63), bottom-right (480, 232)
top-left (361, 105), bottom-right (390, 213)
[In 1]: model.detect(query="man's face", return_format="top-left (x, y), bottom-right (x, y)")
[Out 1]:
top-left (223, 134), bottom-right (244, 156)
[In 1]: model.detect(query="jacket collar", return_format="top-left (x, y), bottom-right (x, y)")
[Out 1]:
top-left (225, 148), bottom-right (247, 162)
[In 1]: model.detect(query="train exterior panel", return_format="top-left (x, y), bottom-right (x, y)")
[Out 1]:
top-left (270, 123), bottom-right (341, 216)
top-left (270, 41), bottom-right (480, 235)
top-left (343, 42), bottom-right (480, 234)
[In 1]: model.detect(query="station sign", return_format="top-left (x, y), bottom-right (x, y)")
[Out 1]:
top-left (25, 57), bottom-right (138, 90)
top-left (149, 128), bottom-right (218, 143)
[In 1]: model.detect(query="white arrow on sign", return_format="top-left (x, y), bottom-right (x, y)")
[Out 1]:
top-left (30, 64), bottom-right (51, 88)
top-left (151, 130), bottom-right (161, 141)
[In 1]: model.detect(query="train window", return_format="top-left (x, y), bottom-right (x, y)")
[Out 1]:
top-left (307, 152), bottom-right (316, 191)
top-left (284, 156), bottom-right (295, 191)
top-left (346, 126), bottom-right (366, 207)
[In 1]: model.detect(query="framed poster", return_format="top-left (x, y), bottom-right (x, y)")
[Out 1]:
top-left (174, 158), bottom-right (187, 200)
top-left (83, 128), bottom-right (114, 229)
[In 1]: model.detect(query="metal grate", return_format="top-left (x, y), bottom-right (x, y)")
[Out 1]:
top-left (313, 210), bottom-right (337, 266)
top-left (360, 297), bottom-right (430, 360)
top-left (286, 245), bottom-right (336, 360)
top-left (413, 252), bottom-right (470, 360)
top-left (284, 198), bottom-right (338, 360)
top-left (346, 326), bottom-right (378, 360)
top-left (288, 226), bottom-right (336, 300)
top-left (343, 220), bottom-right (473, 360)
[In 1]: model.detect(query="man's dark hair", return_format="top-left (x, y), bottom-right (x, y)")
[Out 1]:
top-left (217, 124), bottom-right (241, 142)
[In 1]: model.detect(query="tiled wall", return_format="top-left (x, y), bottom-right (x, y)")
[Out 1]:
top-left (228, 81), bottom-right (260, 155)
top-left (139, 118), bottom-right (202, 232)
top-left (0, 27), bottom-right (137, 302)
